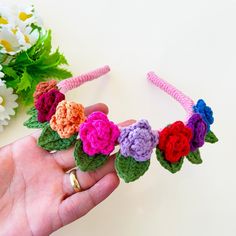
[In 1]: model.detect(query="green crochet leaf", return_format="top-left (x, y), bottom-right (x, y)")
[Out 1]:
top-left (186, 149), bottom-right (202, 164)
top-left (26, 106), bottom-right (36, 115)
top-left (205, 131), bottom-right (218, 143)
top-left (74, 140), bottom-right (109, 172)
top-left (38, 124), bottom-right (77, 151)
top-left (115, 151), bottom-right (150, 183)
top-left (156, 148), bottom-right (184, 174)
top-left (23, 107), bottom-right (48, 129)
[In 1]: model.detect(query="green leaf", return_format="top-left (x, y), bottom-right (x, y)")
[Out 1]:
top-left (26, 106), bottom-right (37, 115)
top-left (23, 107), bottom-right (48, 129)
top-left (186, 149), bottom-right (202, 164)
top-left (115, 151), bottom-right (150, 183)
top-left (38, 124), bottom-right (77, 151)
top-left (74, 140), bottom-right (108, 172)
top-left (17, 70), bottom-right (32, 92)
top-left (205, 131), bottom-right (218, 143)
top-left (156, 148), bottom-right (184, 174)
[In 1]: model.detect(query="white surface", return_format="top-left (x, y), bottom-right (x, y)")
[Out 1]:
top-left (1, 0), bottom-right (236, 235)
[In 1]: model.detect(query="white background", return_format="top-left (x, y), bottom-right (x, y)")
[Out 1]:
top-left (1, 0), bottom-right (236, 235)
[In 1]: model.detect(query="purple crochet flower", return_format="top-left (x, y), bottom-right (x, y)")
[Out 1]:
top-left (36, 89), bottom-right (65, 123)
top-left (187, 113), bottom-right (207, 152)
top-left (118, 119), bottom-right (158, 162)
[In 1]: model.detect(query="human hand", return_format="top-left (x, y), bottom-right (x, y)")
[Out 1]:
top-left (0, 103), bottom-right (133, 236)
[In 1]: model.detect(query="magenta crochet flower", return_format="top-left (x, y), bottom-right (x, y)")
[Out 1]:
top-left (36, 89), bottom-right (65, 123)
top-left (79, 111), bottom-right (120, 156)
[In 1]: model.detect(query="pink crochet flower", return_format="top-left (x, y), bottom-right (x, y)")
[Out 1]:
top-left (79, 111), bottom-right (120, 156)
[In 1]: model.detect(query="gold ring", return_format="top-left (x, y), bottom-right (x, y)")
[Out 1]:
top-left (69, 169), bottom-right (81, 193)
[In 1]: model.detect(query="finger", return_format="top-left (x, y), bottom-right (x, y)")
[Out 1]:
top-left (54, 119), bottom-right (136, 171)
top-left (27, 103), bottom-right (109, 143)
top-left (59, 172), bottom-right (119, 226)
top-left (63, 154), bottom-right (116, 196)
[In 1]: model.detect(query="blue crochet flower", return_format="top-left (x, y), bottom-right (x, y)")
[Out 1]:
top-left (193, 99), bottom-right (214, 131)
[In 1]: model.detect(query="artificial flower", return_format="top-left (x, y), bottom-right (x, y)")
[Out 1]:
top-left (193, 99), bottom-right (214, 132)
top-left (0, 84), bottom-right (18, 120)
top-left (50, 101), bottom-right (86, 139)
top-left (33, 80), bottom-right (58, 105)
top-left (158, 121), bottom-right (192, 163)
top-left (187, 113), bottom-right (207, 152)
top-left (79, 111), bottom-right (120, 156)
top-left (36, 89), bottom-right (65, 123)
top-left (118, 119), bottom-right (158, 162)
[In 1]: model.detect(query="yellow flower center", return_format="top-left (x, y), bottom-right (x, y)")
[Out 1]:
top-left (0, 96), bottom-right (5, 107)
top-left (0, 16), bottom-right (8, 25)
top-left (24, 35), bottom-right (30, 44)
top-left (19, 12), bottom-right (33, 22)
top-left (0, 40), bottom-right (13, 52)
top-left (11, 28), bottom-right (18, 35)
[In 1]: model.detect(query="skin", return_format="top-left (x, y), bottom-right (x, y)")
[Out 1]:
top-left (0, 103), bottom-right (135, 236)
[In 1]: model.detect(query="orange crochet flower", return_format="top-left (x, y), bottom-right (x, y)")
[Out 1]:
top-left (33, 80), bottom-right (58, 105)
top-left (50, 101), bottom-right (86, 138)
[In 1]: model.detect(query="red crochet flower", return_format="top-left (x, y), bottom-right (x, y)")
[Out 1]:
top-left (158, 121), bottom-right (193, 163)
top-left (36, 89), bottom-right (65, 123)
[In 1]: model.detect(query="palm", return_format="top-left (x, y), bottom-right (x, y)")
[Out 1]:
top-left (0, 104), bottom-right (124, 236)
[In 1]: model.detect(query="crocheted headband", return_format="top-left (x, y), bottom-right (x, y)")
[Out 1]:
top-left (24, 67), bottom-right (218, 183)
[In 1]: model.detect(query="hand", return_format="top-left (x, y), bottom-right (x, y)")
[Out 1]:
top-left (0, 103), bottom-right (132, 236)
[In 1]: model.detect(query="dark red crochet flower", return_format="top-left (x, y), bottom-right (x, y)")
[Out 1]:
top-left (158, 121), bottom-right (193, 163)
top-left (36, 89), bottom-right (65, 123)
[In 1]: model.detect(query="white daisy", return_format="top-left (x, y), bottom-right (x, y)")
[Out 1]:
top-left (0, 3), bottom-right (14, 27)
top-left (0, 26), bottom-right (24, 55)
top-left (0, 84), bottom-right (18, 120)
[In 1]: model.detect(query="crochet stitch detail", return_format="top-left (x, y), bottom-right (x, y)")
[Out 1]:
top-left (118, 120), bottom-right (158, 162)
top-left (35, 89), bottom-right (65, 123)
top-left (187, 113), bottom-right (207, 152)
top-left (33, 80), bottom-right (58, 105)
top-left (50, 100), bottom-right (85, 138)
top-left (158, 121), bottom-right (192, 163)
top-left (79, 111), bottom-right (120, 156)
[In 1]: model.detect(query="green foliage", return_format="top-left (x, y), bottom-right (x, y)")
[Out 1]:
top-left (156, 148), bottom-right (184, 174)
top-left (38, 124), bottom-right (77, 151)
top-left (2, 30), bottom-right (72, 105)
top-left (23, 107), bottom-right (48, 129)
top-left (74, 140), bottom-right (109, 172)
top-left (205, 131), bottom-right (219, 144)
top-left (186, 149), bottom-right (203, 164)
top-left (115, 151), bottom-right (150, 183)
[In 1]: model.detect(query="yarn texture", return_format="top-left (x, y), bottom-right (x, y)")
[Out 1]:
top-left (79, 111), bottom-right (120, 156)
top-left (115, 151), bottom-right (150, 183)
top-left (158, 121), bottom-right (192, 163)
top-left (74, 140), bottom-right (108, 172)
top-left (193, 99), bottom-right (214, 131)
top-left (38, 124), bottom-right (77, 151)
top-left (50, 100), bottom-right (85, 138)
top-left (205, 130), bottom-right (218, 143)
top-left (118, 120), bottom-right (158, 162)
top-left (187, 113), bottom-right (207, 152)
top-left (33, 80), bottom-right (58, 105)
top-left (186, 149), bottom-right (202, 164)
top-left (36, 89), bottom-right (65, 123)
top-left (156, 148), bottom-right (184, 173)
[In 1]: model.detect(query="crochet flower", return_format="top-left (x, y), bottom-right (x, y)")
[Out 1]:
top-left (187, 114), bottom-right (207, 152)
top-left (158, 121), bottom-right (192, 163)
top-left (79, 111), bottom-right (120, 156)
top-left (35, 89), bottom-right (65, 123)
top-left (33, 80), bottom-right (58, 105)
top-left (0, 84), bottom-right (18, 121)
top-left (50, 100), bottom-right (86, 138)
top-left (118, 120), bottom-right (158, 162)
top-left (193, 99), bottom-right (214, 131)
